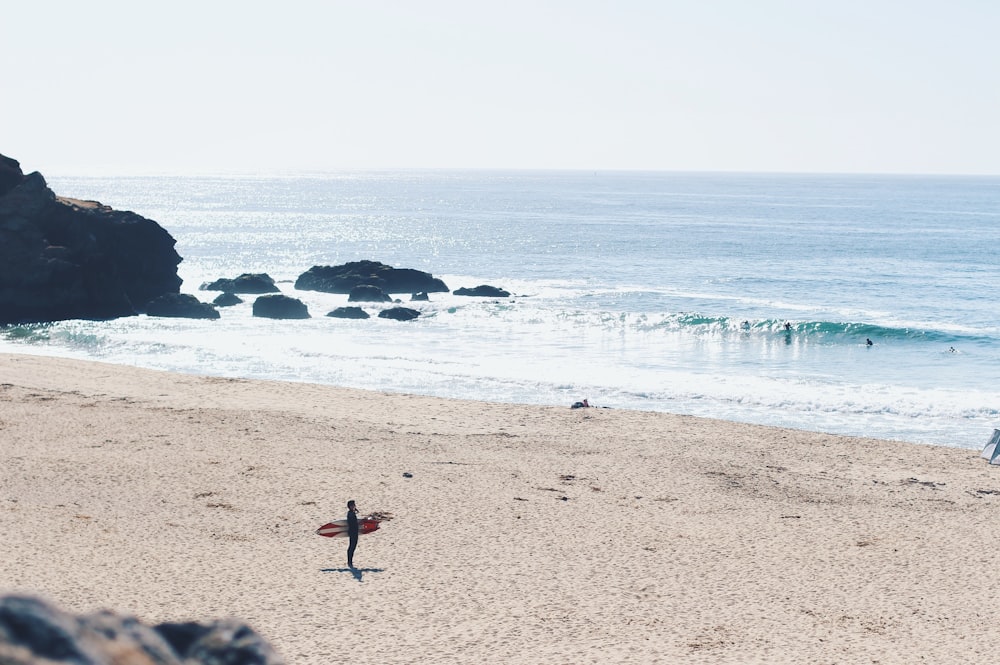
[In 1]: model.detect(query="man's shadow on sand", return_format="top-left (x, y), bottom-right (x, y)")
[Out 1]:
top-left (321, 567), bottom-right (385, 582)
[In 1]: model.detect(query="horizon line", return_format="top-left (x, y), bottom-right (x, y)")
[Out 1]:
top-left (38, 166), bottom-right (1000, 179)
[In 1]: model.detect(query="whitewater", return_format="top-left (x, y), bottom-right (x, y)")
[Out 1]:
top-left (2, 170), bottom-right (999, 449)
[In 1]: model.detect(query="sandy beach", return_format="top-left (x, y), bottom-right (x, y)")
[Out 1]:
top-left (2, 352), bottom-right (999, 664)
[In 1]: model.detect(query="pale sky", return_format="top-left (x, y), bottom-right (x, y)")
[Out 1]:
top-left (4, 1), bottom-right (998, 175)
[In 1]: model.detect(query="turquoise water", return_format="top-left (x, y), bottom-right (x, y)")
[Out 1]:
top-left (3, 171), bottom-right (999, 448)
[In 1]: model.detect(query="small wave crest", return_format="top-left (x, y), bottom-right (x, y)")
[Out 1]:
top-left (628, 313), bottom-right (986, 346)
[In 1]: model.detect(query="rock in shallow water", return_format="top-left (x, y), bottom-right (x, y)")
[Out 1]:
top-left (252, 294), bottom-right (310, 319)
top-left (295, 260), bottom-right (449, 294)
top-left (145, 293), bottom-right (220, 319)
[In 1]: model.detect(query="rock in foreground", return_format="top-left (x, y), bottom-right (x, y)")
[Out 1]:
top-left (0, 594), bottom-right (284, 665)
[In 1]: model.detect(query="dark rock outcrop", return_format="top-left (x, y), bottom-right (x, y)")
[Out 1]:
top-left (378, 307), bottom-right (421, 321)
top-left (155, 620), bottom-right (282, 665)
top-left (347, 285), bottom-right (391, 303)
top-left (295, 260), bottom-right (449, 295)
top-left (410, 292), bottom-right (429, 301)
top-left (0, 154), bottom-right (183, 324)
top-left (0, 154), bottom-right (22, 196)
top-left (252, 294), bottom-right (310, 319)
top-left (0, 594), bottom-right (284, 664)
top-left (213, 292), bottom-right (243, 307)
top-left (200, 273), bottom-right (278, 294)
top-left (326, 306), bottom-right (370, 319)
top-left (454, 285), bottom-right (511, 298)
top-left (145, 293), bottom-right (220, 319)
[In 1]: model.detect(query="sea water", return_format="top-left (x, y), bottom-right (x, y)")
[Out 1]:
top-left (3, 171), bottom-right (999, 449)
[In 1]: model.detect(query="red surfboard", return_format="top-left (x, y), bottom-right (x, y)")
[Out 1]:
top-left (316, 517), bottom-right (381, 538)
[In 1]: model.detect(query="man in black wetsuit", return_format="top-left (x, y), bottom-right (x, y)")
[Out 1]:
top-left (346, 499), bottom-right (359, 569)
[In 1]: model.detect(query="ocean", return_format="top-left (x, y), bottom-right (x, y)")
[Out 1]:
top-left (3, 170), bottom-right (999, 450)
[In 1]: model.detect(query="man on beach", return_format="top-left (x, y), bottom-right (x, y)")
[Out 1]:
top-left (346, 500), bottom-right (359, 569)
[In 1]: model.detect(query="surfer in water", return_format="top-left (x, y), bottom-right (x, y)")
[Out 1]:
top-left (346, 499), bottom-right (359, 568)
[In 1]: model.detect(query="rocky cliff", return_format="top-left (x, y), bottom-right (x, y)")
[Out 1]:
top-left (0, 153), bottom-right (182, 324)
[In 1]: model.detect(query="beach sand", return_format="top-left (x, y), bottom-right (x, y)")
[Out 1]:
top-left (2, 352), bottom-right (999, 664)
